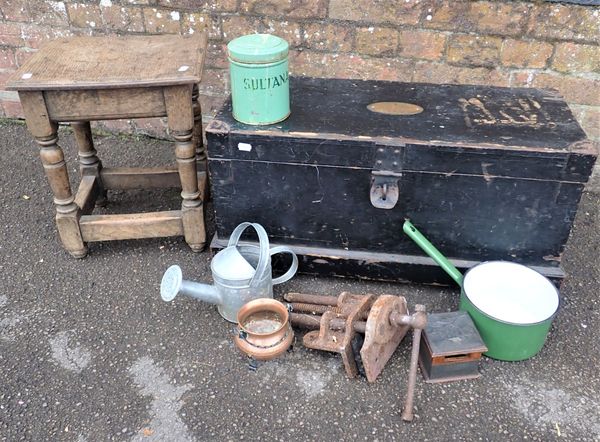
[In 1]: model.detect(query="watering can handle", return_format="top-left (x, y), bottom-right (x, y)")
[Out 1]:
top-left (270, 246), bottom-right (299, 285)
top-left (227, 222), bottom-right (271, 288)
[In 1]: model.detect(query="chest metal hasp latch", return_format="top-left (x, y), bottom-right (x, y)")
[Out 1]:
top-left (370, 172), bottom-right (401, 209)
top-left (370, 145), bottom-right (404, 209)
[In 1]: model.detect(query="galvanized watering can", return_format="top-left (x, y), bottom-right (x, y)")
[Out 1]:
top-left (160, 222), bottom-right (298, 323)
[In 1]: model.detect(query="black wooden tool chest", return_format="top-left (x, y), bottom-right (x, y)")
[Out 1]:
top-left (205, 77), bottom-right (597, 284)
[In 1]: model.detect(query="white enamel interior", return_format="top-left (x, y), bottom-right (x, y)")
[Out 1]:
top-left (463, 261), bottom-right (559, 325)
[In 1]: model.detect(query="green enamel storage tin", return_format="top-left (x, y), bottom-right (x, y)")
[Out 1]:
top-left (227, 34), bottom-right (290, 125)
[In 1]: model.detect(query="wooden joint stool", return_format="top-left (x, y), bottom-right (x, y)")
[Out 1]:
top-left (7, 34), bottom-right (209, 258)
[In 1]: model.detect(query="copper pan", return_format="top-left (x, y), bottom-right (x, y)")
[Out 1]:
top-left (234, 298), bottom-right (294, 360)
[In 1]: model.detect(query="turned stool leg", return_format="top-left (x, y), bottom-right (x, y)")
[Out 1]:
top-left (165, 85), bottom-right (206, 252)
top-left (72, 121), bottom-right (107, 206)
top-left (19, 91), bottom-right (87, 258)
top-left (174, 130), bottom-right (205, 252)
top-left (38, 131), bottom-right (87, 258)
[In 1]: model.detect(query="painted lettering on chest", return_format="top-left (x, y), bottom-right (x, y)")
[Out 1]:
top-left (459, 96), bottom-right (557, 129)
top-left (243, 73), bottom-right (289, 91)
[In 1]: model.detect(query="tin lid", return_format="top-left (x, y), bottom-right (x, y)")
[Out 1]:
top-left (227, 34), bottom-right (289, 64)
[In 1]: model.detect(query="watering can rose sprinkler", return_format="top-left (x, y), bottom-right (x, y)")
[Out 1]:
top-left (160, 222), bottom-right (298, 323)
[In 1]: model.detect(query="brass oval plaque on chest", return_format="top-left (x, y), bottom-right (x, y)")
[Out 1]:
top-left (367, 101), bottom-right (424, 116)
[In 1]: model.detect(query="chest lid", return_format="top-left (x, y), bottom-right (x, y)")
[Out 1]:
top-left (207, 77), bottom-right (597, 183)
top-left (210, 77), bottom-right (592, 149)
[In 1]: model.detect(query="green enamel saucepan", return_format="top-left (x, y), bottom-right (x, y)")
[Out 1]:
top-left (403, 220), bottom-right (559, 361)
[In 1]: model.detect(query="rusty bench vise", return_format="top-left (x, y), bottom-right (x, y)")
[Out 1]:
top-left (284, 292), bottom-right (427, 422)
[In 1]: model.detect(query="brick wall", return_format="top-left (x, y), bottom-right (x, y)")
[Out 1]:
top-left (0, 0), bottom-right (598, 144)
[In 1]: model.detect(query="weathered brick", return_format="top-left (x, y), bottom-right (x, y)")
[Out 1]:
top-left (181, 12), bottom-right (220, 39)
top-left (34, 1), bottom-right (69, 27)
top-left (19, 24), bottom-right (73, 49)
top-left (467, 1), bottom-right (531, 37)
top-left (101, 5), bottom-right (145, 33)
top-left (330, 0), bottom-right (422, 25)
top-left (398, 30), bottom-right (446, 61)
top-left (423, 1), bottom-right (532, 37)
top-left (142, 8), bottom-right (181, 33)
top-left (222, 16), bottom-right (256, 40)
top-left (568, 104), bottom-right (587, 127)
top-left (67, 3), bottom-right (102, 29)
top-left (196, 68), bottom-right (228, 96)
top-left (569, 105), bottom-right (600, 141)
top-left (447, 34), bottom-right (502, 68)
top-left (222, 16), bottom-right (302, 48)
top-left (240, 0), bottom-right (327, 19)
top-left (0, 22), bottom-right (25, 47)
top-left (288, 50), bottom-right (329, 77)
top-left (500, 39), bottom-right (553, 69)
top-left (71, 28), bottom-right (94, 38)
top-left (413, 61), bottom-right (509, 87)
top-left (289, 50), bottom-right (414, 82)
top-left (198, 94), bottom-right (226, 118)
top-left (0, 48), bottom-right (16, 69)
top-left (509, 70), bottom-right (536, 88)
top-left (527, 3), bottom-right (600, 44)
top-left (0, 70), bottom-right (15, 90)
top-left (533, 73), bottom-right (600, 106)
top-left (0, 1), bottom-right (29, 22)
top-left (421, 1), bottom-right (471, 31)
top-left (360, 56), bottom-right (414, 82)
top-left (14, 48), bottom-right (36, 67)
top-left (1, 98), bottom-right (24, 118)
top-left (205, 42), bottom-right (228, 69)
top-left (302, 23), bottom-right (353, 53)
top-left (580, 107), bottom-right (600, 140)
top-left (356, 27), bottom-right (399, 57)
top-left (552, 43), bottom-right (600, 74)
top-left (157, 0), bottom-right (237, 12)
top-left (2, 0), bottom-right (69, 27)
top-left (261, 20), bottom-right (303, 48)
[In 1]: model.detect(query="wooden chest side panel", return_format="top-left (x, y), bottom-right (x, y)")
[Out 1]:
top-left (207, 132), bottom-right (596, 183)
top-left (209, 159), bottom-right (583, 266)
top-left (208, 133), bottom-right (374, 169)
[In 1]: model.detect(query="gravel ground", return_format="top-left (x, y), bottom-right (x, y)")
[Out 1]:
top-left (0, 120), bottom-right (598, 442)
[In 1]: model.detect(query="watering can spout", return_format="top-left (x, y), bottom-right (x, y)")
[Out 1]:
top-left (160, 265), bottom-right (221, 305)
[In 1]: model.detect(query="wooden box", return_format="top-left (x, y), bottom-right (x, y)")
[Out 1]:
top-left (205, 77), bottom-right (597, 283)
top-left (419, 311), bottom-right (487, 383)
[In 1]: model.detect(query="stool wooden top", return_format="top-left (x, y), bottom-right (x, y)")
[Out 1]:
top-left (6, 33), bottom-right (207, 91)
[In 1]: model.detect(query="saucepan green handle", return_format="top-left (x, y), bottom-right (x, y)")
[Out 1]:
top-left (403, 219), bottom-right (464, 287)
